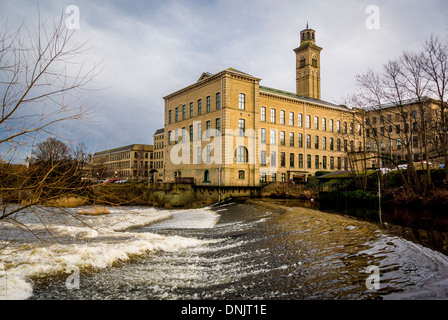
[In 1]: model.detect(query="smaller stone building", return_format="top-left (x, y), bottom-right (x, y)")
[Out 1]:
top-left (91, 144), bottom-right (154, 181)
top-left (153, 128), bottom-right (165, 182)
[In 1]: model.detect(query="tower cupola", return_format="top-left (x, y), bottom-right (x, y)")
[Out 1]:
top-left (300, 23), bottom-right (316, 44)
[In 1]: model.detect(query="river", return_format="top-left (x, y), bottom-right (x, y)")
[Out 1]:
top-left (1, 199), bottom-right (448, 301)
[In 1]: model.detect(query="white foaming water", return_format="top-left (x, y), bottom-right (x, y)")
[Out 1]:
top-left (0, 205), bottom-right (218, 300)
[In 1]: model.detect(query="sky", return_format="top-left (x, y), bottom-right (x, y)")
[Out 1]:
top-left (1, 0), bottom-right (448, 162)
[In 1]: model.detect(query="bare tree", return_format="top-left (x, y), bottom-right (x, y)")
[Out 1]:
top-left (421, 35), bottom-right (448, 180)
top-left (0, 8), bottom-right (99, 222)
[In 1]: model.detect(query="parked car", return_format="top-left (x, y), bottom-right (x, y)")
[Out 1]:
top-left (439, 164), bottom-right (446, 168)
top-left (105, 179), bottom-right (120, 183)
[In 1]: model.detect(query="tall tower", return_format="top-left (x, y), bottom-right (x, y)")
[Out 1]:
top-left (293, 24), bottom-right (322, 100)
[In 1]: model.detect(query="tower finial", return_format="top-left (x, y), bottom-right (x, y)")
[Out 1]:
top-left (306, 22), bottom-right (308, 29)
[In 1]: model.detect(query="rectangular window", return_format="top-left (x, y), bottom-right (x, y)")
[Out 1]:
top-left (337, 157), bottom-right (342, 170)
top-left (238, 170), bottom-right (245, 179)
top-left (337, 139), bottom-right (341, 151)
top-left (216, 92), bottom-right (221, 110)
top-left (315, 135), bottom-right (319, 149)
top-left (168, 131), bottom-right (171, 145)
top-left (289, 112), bottom-right (294, 126)
top-left (175, 107), bottom-right (179, 122)
top-left (307, 155), bottom-right (312, 169)
top-left (289, 132), bottom-right (294, 146)
top-left (306, 115), bottom-right (311, 128)
top-left (271, 173), bottom-right (276, 182)
top-left (280, 110), bottom-right (285, 124)
top-left (298, 133), bottom-right (303, 148)
top-left (270, 130), bottom-right (276, 145)
top-left (343, 121), bottom-right (347, 134)
top-left (280, 131), bottom-right (285, 146)
top-left (271, 151), bottom-right (277, 167)
top-left (261, 107), bottom-right (266, 122)
top-left (314, 116), bottom-right (319, 130)
top-left (238, 119), bottom-right (245, 136)
top-left (189, 125), bottom-right (193, 141)
top-left (190, 102), bottom-right (194, 118)
top-left (182, 105), bottom-right (186, 120)
top-left (182, 127), bottom-right (186, 142)
top-left (206, 145), bottom-right (211, 163)
top-left (198, 99), bottom-right (202, 115)
top-left (261, 128), bottom-right (266, 144)
top-left (298, 113), bottom-right (303, 127)
top-left (215, 118), bottom-right (221, 136)
top-left (299, 154), bottom-right (303, 168)
top-left (169, 110), bottom-right (172, 124)
top-left (197, 122), bottom-right (202, 140)
top-left (337, 120), bottom-right (340, 132)
top-left (206, 96), bottom-right (211, 112)
top-left (290, 153), bottom-right (295, 167)
top-left (239, 93), bottom-right (245, 110)
top-left (350, 122), bottom-right (353, 134)
top-left (280, 152), bottom-right (286, 167)
top-left (322, 136), bottom-right (327, 150)
top-left (322, 118), bottom-right (326, 131)
top-left (330, 119), bottom-right (334, 132)
top-left (271, 109), bottom-right (276, 123)
top-left (281, 173), bottom-right (286, 182)
top-left (307, 134), bottom-right (311, 148)
top-left (197, 147), bottom-right (202, 164)
top-left (206, 120), bottom-right (211, 138)
top-left (261, 151), bottom-right (267, 166)
top-left (330, 156), bottom-right (334, 170)
top-left (413, 136), bottom-right (419, 148)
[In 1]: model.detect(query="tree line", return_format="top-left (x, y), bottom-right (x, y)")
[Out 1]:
top-left (347, 35), bottom-right (448, 196)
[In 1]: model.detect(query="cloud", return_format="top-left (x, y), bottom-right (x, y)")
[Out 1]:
top-left (1, 0), bottom-right (448, 162)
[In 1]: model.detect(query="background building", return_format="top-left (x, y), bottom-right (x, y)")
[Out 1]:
top-left (91, 144), bottom-right (154, 181)
top-left (153, 128), bottom-right (165, 183)
top-left (362, 98), bottom-right (442, 169)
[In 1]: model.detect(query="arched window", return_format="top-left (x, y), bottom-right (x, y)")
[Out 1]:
top-left (235, 146), bottom-right (249, 163)
top-left (307, 32), bottom-right (310, 39)
top-left (300, 57), bottom-right (306, 68)
top-left (203, 170), bottom-right (210, 183)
